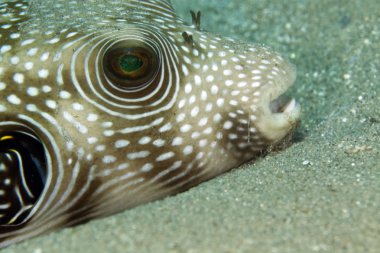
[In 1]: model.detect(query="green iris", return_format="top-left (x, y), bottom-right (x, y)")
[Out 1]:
top-left (119, 55), bottom-right (143, 73)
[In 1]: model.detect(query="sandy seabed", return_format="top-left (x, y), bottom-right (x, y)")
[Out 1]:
top-left (2, 0), bottom-right (379, 252)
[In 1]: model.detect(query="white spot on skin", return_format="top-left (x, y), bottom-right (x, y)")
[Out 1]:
top-left (225, 80), bottom-right (234, 86)
top-left (192, 132), bottom-right (200, 139)
top-left (117, 163), bottom-right (129, 170)
top-left (66, 32), bottom-right (78, 38)
top-left (10, 33), bottom-right (20, 39)
top-left (194, 75), bottom-right (202, 85)
top-left (223, 121), bottom-right (233, 130)
top-left (203, 127), bottom-right (213, 134)
top-left (198, 117), bottom-right (208, 127)
top-left (96, 145), bottom-right (106, 152)
top-left (40, 52), bottom-right (50, 61)
top-left (42, 85), bottom-right (52, 93)
top-left (180, 124), bottom-right (192, 133)
top-left (140, 163), bottom-right (153, 172)
top-left (205, 103), bottom-right (213, 112)
top-left (127, 151), bottom-right (150, 160)
top-left (0, 82), bottom-right (6, 90)
top-left (211, 85), bottom-right (219, 95)
top-left (189, 95), bottom-right (196, 104)
top-left (24, 62), bottom-right (34, 70)
top-left (10, 56), bottom-right (20, 65)
top-left (103, 130), bottom-right (114, 136)
top-left (201, 91), bottom-right (207, 101)
top-left (21, 39), bottom-right (35, 46)
top-left (13, 73), bottom-right (24, 84)
top-left (252, 76), bottom-right (261, 80)
top-left (211, 63), bottom-right (218, 71)
top-left (115, 140), bottom-right (130, 148)
top-left (178, 99), bottom-right (186, 109)
top-left (153, 139), bottom-right (166, 147)
top-left (38, 69), bottom-right (49, 78)
top-left (0, 45), bottom-right (11, 54)
top-left (176, 113), bottom-right (186, 122)
top-left (183, 145), bottom-right (194, 156)
top-left (241, 96), bottom-right (249, 102)
top-left (191, 107), bottom-right (200, 117)
top-left (216, 98), bottom-right (224, 107)
top-left (172, 137), bottom-right (183, 146)
top-left (26, 104), bottom-right (37, 112)
top-left (223, 69), bottom-right (232, 76)
top-left (101, 122), bottom-right (113, 128)
top-left (47, 37), bottom-right (60, 44)
top-left (159, 123), bottom-right (172, 132)
top-left (213, 113), bottom-right (222, 123)
top-left (103, 155), bottom-right (116, 164)
top-left (229, 100), bottom-right (238, 106)
top-left (26, 48), bottom-right (38, 56)
top-left (1, 24), bottom-right (12, 30)
top-left (138, 136), bottom-right (151, 145)
top-left (196, 152), bottom-right (204, 160)
top-left (87, 113), bottom-right (98, 122)
top-left (182, 64), bottom-right (189, 76)
top-left (185, 83), bottom-right (192, 94)
top-left (156, 152), bottom-right (175, 162)
top-left (199, 139), bottom-right (208, 148)
top-left (45, 100), bottom-right (57, 109)
top-left (66, 141), bottom-right (74, 150)
top-left (252, 69), bottom-right (261, 74)
top-left (72, 103), bottom-right (84, 111)
top-left (87, 137), bottom-right (98, 144)
top-left (251, 82), bottom-right (261, 87)
top-left (206, 75), bottom-right (215, 82)
top-left (59, 91), bottom-right (71, 99)
top-left (7, 94), bottom-right (21, 105)
top-left (228, 134), bottom-right (238, 140)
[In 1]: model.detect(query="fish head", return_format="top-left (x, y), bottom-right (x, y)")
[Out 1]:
top-left (0, 0), bottom-right (300, 247)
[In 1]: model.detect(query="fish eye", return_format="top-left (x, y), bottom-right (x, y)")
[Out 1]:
top-left (103, 44), bottom-right (159, 90)
top-left (0, 132), bottom-right (46, 226)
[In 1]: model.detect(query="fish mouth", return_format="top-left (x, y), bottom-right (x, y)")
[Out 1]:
top-left (253, 72), bottom-right (301, 144)
top-left (269, 95), bottom-right (299, 115)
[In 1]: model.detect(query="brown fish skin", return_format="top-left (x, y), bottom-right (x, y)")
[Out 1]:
top-left (0, 0), bottom-right (300, 247)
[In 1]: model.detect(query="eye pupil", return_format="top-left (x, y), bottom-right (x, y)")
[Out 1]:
top-left (120, 55), bottom-right (143, 73)
top-left (103, 43), bottom-right (159, 90)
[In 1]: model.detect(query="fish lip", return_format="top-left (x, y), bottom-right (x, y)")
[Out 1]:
top-left (252, 69), bottom-right (301, 144)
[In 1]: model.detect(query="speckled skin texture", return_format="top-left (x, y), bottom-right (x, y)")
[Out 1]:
top-left (0, 0), bottom-right (300, 247)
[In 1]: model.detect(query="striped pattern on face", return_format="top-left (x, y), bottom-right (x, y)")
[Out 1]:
top-left (0, 0), bottom-right (300, 247)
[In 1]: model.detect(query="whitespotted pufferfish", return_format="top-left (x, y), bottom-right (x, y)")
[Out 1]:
top-left (0, 0), bottom-right (300, 247)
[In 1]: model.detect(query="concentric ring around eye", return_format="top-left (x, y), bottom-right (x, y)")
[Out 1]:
top-left (102, 42), bottom-right (159, 91)
top-left (0, 131), bottom-right (47, 226)
top-left (69, 26), bottom-right (180, 119)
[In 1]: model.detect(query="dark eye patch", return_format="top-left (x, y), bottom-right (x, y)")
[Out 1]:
top-left (0, 132), bottom-right (46, 226)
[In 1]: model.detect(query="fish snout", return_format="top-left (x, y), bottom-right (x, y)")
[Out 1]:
top-left (216, 47), bottom-right (300, 150)
top-left (245, 52), bottom-right (300, 145)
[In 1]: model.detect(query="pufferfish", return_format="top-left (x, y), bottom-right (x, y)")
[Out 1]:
top-left (0, 0), bottom-right (300, 247)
